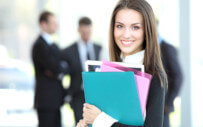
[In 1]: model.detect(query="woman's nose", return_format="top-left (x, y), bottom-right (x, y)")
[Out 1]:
top-left (123, 28), bottom-right (131, 38)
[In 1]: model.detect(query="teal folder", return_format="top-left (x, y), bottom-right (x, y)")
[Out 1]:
top-left (82, 72), bottom-right (144, 126)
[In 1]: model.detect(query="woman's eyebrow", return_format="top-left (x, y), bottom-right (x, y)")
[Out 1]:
top-left (131, 23), bottom-right (142, 25)
top-left (115, 22), bottom-right (142, 26)
top-left (115, 22), bottom-right (124, 24)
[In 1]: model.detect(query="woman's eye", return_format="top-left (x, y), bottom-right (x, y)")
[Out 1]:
top-left (116, 25), bottom-right (123, 28)
top-left (133, 26), bottom-right (139, 30)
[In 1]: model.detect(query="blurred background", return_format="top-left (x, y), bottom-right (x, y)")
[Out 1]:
top-left (0, 0), bottom-right (203, 127)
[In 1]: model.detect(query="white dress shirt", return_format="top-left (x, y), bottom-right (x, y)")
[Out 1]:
top-left (92, 50), bottom-right (145, 127)
top-left (41, 32), bottom-right (54, 45)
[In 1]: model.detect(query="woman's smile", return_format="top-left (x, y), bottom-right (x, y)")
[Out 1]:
top-left (121, 40), bottom-right (135, 46)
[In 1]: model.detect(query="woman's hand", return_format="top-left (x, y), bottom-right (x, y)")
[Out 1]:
top-left (83, 103), bottom-right (102, 124)
top-left (76, 119), bottom-right (88, 127)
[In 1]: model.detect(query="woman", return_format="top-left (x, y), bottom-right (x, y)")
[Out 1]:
top-left (77, 0), bottom-right (167, 126)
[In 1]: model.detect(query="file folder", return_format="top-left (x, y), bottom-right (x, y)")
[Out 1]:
top-left (82, 72), bottom-right (144, 126)
top-left (101, 60), bottom-right (152, 118)
top-left (85, 60), bottom-right (144, 72)
top-left (102, 60), bottom-right (151, 79)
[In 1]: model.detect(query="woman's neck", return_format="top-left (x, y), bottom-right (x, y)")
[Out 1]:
top-left (123, 47), bottom-right (144, 58)
top-left (122, 50), bottom-right (145, 65)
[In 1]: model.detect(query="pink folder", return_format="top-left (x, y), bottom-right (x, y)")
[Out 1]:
top-left (100, 60), bottom-right (152, 118)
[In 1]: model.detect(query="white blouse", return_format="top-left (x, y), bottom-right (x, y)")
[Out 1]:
top-left (122, 50), bottom-right (144, 64)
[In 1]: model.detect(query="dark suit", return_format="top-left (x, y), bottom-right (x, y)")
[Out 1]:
top-left (160, 40), bottom-right (183, 127)
top-left (32, 35), bottom-right (66, 127)
top-left (62, 42), bottom-right (102, 124)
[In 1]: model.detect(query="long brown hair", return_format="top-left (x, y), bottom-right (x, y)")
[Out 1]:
top-left (109, 0), bottom-right (167, 87)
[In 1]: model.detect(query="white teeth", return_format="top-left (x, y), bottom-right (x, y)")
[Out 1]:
top-left (122, 40), bottom-right (133, 45)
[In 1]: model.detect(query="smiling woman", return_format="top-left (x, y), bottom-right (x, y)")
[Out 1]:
top-left (76, 0), bottom-right (167, 127)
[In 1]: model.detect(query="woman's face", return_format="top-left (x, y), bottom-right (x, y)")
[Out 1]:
top-left (114, 9), bottom-right (145, 57)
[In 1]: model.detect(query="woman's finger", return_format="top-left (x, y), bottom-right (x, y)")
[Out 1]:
top-left (83, 108), bottom-right (91, 118)
top-left (76, 120), bottom-right (82, 127)
top-left (84, 103), bottom-right (95, 109)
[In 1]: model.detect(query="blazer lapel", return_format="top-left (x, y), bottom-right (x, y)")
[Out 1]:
top-left (93, 44), bottom-right (100, 60)
top-left (73, 43), bottom-right (83, 72)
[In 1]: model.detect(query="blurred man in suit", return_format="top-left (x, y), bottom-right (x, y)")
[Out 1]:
top-left (62, 17), bottom-right (102, 124)
top-left (159, 37), bottom-right (183, 127)
top-left (32, 11), bottom-right (68, 127)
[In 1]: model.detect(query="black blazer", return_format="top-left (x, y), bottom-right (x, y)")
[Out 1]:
top-left (160, 41), bottom-right (183, 112)
top-left (62, 42), bottom-right (102, 98)
top-left (112, 74), bottom-right (166, 127)
top-left (32, 35), bottom-right (66, 109)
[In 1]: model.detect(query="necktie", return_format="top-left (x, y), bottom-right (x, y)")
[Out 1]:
top-left (50, 43), bottom-right (59, 51)
top-left (86, 44), bottom-right (90, 60)
top-left (87, 50), bottom-right (90, 60)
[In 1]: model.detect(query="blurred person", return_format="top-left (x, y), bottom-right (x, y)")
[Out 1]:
top-left (62, 16), bottom-right (102, 124)
top-left (159, 36), bottom-right (183, 127)
top-left (77, 0), bottom-right (167, 126)
top-left (32, 11), bottom-right (68, 127)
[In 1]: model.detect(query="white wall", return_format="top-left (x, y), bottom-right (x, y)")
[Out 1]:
top-left (190, 0), bottom-right (203, 126)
